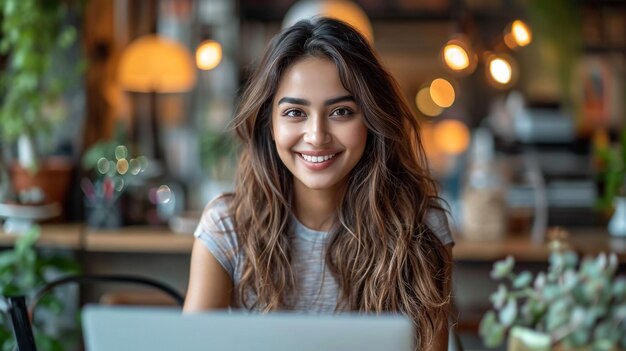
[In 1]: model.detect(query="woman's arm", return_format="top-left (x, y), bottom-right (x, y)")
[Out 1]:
top-left (183, 239), bottom-right (233, 312)
top-left (431, 243), bottom-right (453, 351)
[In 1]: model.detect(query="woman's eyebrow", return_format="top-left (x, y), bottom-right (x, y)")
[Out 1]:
top-left (324, 95), bottom-right (354, 105)
top-left (277, 95), bottom-right (355, 106)
top-left (278, 97), bottom-right (310, 106)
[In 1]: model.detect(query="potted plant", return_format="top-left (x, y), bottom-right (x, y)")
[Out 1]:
top-left (479, 234), bottom-right (626, 350)
top-left (200, 128), bottom-right (238, 183)
top-left (594, 129), bottom-right (626, 236)
top-left (0, 0), bottom-right (84, 207)
top-left (0, 225), bottom-right (81, 350)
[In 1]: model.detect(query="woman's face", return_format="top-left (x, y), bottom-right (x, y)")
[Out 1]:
top-left (272, 57), bottom-right (368, 194)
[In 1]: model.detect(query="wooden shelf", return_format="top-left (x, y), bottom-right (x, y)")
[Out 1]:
top-left (453, 227), bottom-right (626, 262)
top-left (84, 226), bottom-right (194, 254)
top-left (0, 223), bottom-right (82, 249)
top-left (3, 223), bottom-right (625, 261)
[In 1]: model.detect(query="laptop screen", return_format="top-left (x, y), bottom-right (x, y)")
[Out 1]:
top-left (82, 305), bottom-right (415, 351)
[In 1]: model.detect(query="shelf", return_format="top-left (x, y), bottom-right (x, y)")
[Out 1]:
top-left (84, 226), bottom-right (194, 254)
top-left (0, 223), bottom-right (82, 249)
top-left (453, 227), bottom-right (626, 262)
top-left (3, 223), bottom-right (625, 260)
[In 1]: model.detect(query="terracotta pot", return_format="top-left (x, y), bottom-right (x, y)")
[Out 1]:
top-left (10, 156), bottom-right (74, 205)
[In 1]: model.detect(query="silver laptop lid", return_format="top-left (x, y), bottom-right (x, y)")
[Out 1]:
top-left (82, 305), bottom-right (414, 351)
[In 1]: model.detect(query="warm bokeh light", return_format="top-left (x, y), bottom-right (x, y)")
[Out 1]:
top-left (416, 87), bottom-right (443, 117)
top-left (196, 40), bottom-right (222, 71)
top-left (433, 119), bottom-right (470, 155)
top-left (137, 156), bottom-right (149, 173)
top-left (511, 20), bottom-right (532, 47)
top-left (441, 35), bottom-right (477, 76)
top-left (116, 159), bottom-right (129, 175)
top-left (115, 178), bottom-right (125, 192)
top-left (97, 158), bottom-right (110, 174)
top-left (129, 158), bottom-right (141, 175)
top-left (118, 35), bottom-right (196, 93)
top-left (443, 44), bottom-right (470, 71)
top-left (489, 58), bottom-right (512, 84)
top-left (114, 145), bottom-right (128, 160)
top-left (283, 0), bottom-right (374, 43)
top-left (156, 185), bottom-right (172, 204)
top-left (486, 54), bottom-right (517, 87)
top-left (429, 78), bottom-right (455, 108)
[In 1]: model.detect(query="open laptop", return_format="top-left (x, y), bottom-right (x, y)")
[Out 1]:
top-left (82, 305), bottom-right (414, 351)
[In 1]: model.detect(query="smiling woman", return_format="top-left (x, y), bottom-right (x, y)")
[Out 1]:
top-left (184, 18), bottom-right (454, 351)
top-left (271, 58), bottom-right (368, 207)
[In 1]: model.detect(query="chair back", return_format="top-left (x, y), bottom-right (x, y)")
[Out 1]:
top-left (6, 273), bottom-right (184, 351)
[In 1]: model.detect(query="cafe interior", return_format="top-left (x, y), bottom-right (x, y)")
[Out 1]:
top-left (0, 0), bottom-right (625, 350)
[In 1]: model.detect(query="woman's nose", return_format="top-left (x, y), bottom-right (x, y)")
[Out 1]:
top-left (303, 117), bottom-right (331, 146)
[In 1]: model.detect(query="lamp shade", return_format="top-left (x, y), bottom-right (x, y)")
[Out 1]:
top-left (282, 0), bottom-right (373, 43)
top-left (118, 35), bottom-right (196, 93)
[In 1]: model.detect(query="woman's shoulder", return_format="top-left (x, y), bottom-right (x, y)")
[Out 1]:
top-left (424, 205), bottom-right (455, 246)
top-left (198, 193), bottom-right (235, 231)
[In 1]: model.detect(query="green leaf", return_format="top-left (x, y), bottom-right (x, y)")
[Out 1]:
top-left (563, 329), bottom-right (590, 348)
top-left (40, 256), bottom-right (81, 274)
top-left (521, 299), bottom-right (546, 326)
top-left (33, 332), bottom-right (64, 351)
top-left (1, 338), bottom-right (16, 351)
top-left (513, 271), bottom-right (532, 289)
top-left (490, 256), bottom-right (515, 279)
top-left (479, 310), bottom-right (506, 347)
top-left (0, 251), bottom-right (17, 267)
top-left (508, 327), bottom-right (550, 351)
top-left (499, 297), bottom-right (518, 327)
top-left (546, 298), bottom-right (569, 331)
top-left (479, 310), bottom-right (497, 338)
top-left (484, 323), bottom-right (506, 348)
top-left (57, 26), bottom-right (76, 49)
top-left (533, 272), bottom-right (546, 290)
top-left (490, 284), bottom-right (508, 309)
top-left (37, 294), bottom-right (64, 315)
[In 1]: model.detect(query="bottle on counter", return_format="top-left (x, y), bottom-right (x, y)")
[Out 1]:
top-left (461, 127), bottom-right (508, 241)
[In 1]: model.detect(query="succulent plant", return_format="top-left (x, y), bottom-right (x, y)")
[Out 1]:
top-left (479, 249), bottom-right (626, 350)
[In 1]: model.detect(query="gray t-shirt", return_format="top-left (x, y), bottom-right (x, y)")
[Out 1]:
top-left (194, 196), bottom-right (454, 311)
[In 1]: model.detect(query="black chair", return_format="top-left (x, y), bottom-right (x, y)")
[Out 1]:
top-left (6, 273), bottom-right (185, 351)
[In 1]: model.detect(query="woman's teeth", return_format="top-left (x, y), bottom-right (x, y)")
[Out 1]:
top-left (300, 153), bottom-right (336, 163)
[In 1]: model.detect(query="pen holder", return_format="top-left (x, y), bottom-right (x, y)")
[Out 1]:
top-left (85, 201), bottom-right (122, 229)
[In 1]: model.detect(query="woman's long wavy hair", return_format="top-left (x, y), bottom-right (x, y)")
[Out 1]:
top-left (228, 17), bottom-right (451, 349)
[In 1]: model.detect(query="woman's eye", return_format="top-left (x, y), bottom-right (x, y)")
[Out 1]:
top-left (331, 107), bottom-right (354, 117)
top-left (283, 109), bottom-right (305, 118)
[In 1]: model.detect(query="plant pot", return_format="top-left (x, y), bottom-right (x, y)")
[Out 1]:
top-left (608, 196), bottom-right (626, 237)
top-left (10, 156), bottom-right (74, 207)
top-left (507, 327), bottom-right (550, 351)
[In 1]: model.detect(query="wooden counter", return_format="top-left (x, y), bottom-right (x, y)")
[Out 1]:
top-left (453, 227), bottom-right (626, 262)
top-left (84, 226), bottom-right (194, 254)
top-left (0, 223), bottom-right (82, 249)
top-left (3, 223), bottom-right (626, 261)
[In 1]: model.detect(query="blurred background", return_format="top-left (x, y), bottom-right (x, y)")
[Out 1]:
top-left (1, 0), bottom-right (624, 230)
top-left (0, 0), bottom-right (624, 350)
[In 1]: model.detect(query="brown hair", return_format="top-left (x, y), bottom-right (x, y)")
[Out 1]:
top-left (227, 17), bottom-right (450, 349)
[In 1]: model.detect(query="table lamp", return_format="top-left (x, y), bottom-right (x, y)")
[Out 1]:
top-left (117, 34), bottom-right (196, 164)
top-left (116, 35), bottom-right (196, 226)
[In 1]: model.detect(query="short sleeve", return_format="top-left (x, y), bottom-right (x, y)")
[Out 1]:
top-left (193, 196), bottom-right (239, 277)
top-left (425, 207), bottom-right (455, 246)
